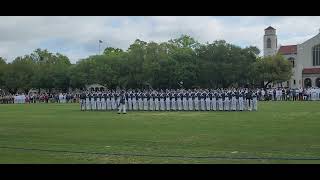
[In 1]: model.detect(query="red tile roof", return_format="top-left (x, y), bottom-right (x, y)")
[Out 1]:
top-left (265, 26), bottom-right (275, 30)
top-left (278, 45), bottom-right (297, 55)
top-left (303, 68), bottom-right (320, 74)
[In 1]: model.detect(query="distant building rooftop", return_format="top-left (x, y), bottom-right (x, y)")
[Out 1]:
top-left (278, 45), bottom-right (297, 55)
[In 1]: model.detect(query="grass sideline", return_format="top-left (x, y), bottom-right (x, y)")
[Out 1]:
top-left (0, 101), bottom-right (320, 163)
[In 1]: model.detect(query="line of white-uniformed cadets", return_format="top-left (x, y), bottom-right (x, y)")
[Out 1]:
top-left (79, 88), bottom-right (258, 112)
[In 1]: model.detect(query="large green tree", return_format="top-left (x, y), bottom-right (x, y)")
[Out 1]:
top-left (253, 54), bottom-right (292, 88)
top-left (0, 57), bottom-right (7, 89)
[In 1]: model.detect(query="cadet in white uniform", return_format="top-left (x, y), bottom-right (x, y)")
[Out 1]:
top-left (165, 92), bottom-right (170, 111)
top-left (211, 92), bottom-right (217, 111)
top-left (143, 92), bottom-right (148, 111)
top-left (218, 92), bottom-right (223, 111)
top-left (189, 91), bottom-right (194, 111)
top-left (252, 91), bottom-right (258, 111)
top-left (239, 91), bottom-right (244, 111)
top-left (86, 93), bottom-right (91, 110)
top-left (150, 92), bottom-right (155, 111)
top-left (132, 92), bottom-right (137, 111)
top-left (177, 92), bottom-right (182, 111)
top-left (205, 91), bottom-right (211, 111)
top-left (128, 91), bottom-right (132, 111)
top-left (155, 92), bottom-right (160, 111)
top-left (231, 91), bottom-right (237, 111)
top-left (160, 91), bottom-right (165, 111)
top-left (102, 93), bottom-right (106, 110)
top-left (200, 92), bottom-right (205, 111)
top-left (97, 93), bottom-right (101, 110)
top-left (194, 91), bottom-right (200, 111)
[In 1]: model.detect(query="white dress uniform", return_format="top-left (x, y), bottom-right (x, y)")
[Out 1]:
top-left (183, 93), bottom-right (188, 110)
top-left (116, 94), bottom-right (121, 109)
top-left (160, 93), bottom-right (165, 111)
top-left (111, 94), bottom-right (116, 110)
top-left (101, 94), bottom-right (106, 110)
top-left (128, 93), bottom-right (132, 111)
top-left (138, 93), bottom-right (143, 111)
top-left (224, 93), bottom-right (230, 111)
top-left (165, 94), bottom-right (170, 111)
top-left (86, 94), bottom-right (90, 110)
top-left (211, 93), bottom-right (217, 111)
top-left (239, 93), bottom-right (244, 111)
top-left (171, 94), bottom-right (176, 111)
top-left (205, 93), bottom-right (210, 111)
top-left (80, 94), bottom-right (85, 111)
top-left (188, 93), bottom-right (194, 111)
top-left (252, 92), bottom-right (258, 111)
top-left (194, 93), bottom-right (200, 111)
top-left (149, 94), bottom-right (155, 111)
top-left (132, 93), bottom-right (137, 111)
top-left (231, 92), bottom-right (237, 111)
top-left (97, 95), bottom-right (101, 110)
top-left (106, 94), bottom-right (111, 110)
top-left (155, 94), bottom-right (160, 111)
top-left (92, 94), bottom-right (97, 110)
top-left (143, 94), bottom-right (148, 111)
top-left (218, 93), bottom-right (223, 111)
top-left (177, 93), bottom-right (182, 111)
top-left (200, 93), bottom-right (205, 111)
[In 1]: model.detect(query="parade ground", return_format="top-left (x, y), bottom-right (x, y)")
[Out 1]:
top-left (1, 101), bottom-right (320, 164)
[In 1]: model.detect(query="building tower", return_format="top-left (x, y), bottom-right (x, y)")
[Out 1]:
top-left (263, 26), bottom-right (278, 57)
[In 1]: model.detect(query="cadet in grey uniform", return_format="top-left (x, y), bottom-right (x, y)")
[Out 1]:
top-left (118, 91), bottom-right (126, 114)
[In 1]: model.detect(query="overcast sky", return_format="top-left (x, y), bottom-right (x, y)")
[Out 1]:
top-left (1, 16), bottom-right (319, 63)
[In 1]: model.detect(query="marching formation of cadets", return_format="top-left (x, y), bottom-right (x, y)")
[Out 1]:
top-left (79, 88), bottom-right (259, 113)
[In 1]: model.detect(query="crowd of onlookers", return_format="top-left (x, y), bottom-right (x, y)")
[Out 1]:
top-left (257, 87), bottom-right (320, 101)
top-left (0, 92), bottom-right (80, 104)
top-left (0, 87), bottom-right (320, 104)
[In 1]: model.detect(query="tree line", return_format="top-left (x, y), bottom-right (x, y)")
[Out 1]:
top-left (0, 35), bottom-right (292, 93)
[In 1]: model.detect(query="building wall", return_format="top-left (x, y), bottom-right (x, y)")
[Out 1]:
top-left (297, 33), bottom-right (320, 88)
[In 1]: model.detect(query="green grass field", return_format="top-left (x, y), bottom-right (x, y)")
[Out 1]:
top-left (1, 101), bottom-right (320, 164)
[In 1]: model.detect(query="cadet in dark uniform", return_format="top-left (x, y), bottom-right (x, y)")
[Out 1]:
top-left (80, 92), bottom-right (86, 111)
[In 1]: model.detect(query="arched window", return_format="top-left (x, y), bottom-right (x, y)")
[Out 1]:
top-left (304, 78), bottom-right (312, 88)
top-left (316, 78), bottom-right (320, 88)
top-left (288, 57), bottom-right (295, 68)
top-left (313, 44), bottom-right (320, 66)
top-left (267, 38), bottom-right (271, 48)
